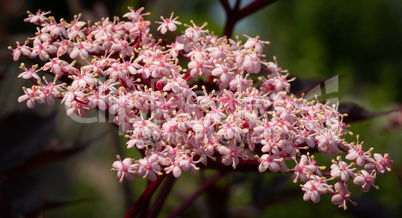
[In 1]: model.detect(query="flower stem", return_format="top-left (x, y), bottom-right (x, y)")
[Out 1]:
top-left (124, 174), bottom-right (167, 218)
top-left (167, 170), bottom-right (228, 218)
top-left (146, 174), bottom-right (176, 218)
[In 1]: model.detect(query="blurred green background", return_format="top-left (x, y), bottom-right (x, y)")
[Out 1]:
top-left (0, 0), bottom-right (401, 217)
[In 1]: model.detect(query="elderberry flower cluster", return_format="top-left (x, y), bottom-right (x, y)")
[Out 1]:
top-left (10, 7), bottom-right (393, 209)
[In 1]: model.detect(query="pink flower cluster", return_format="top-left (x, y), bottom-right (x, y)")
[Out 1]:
top-left (10, 7), bottom-right (393, 209)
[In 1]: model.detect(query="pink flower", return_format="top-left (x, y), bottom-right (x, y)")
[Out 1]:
top-left (218, 90), bottom-right (240, 112)
top-left (123, 7), bottom-right (149, 22)
top-left (291, 155), bottom-right (319, 183)
top-left (18, 87), bottom-right (41, 108)
top-left (331, 182), bottom-right (354, 210)
top-left (212, 63), bottom-right (234, 84)
top-left (243, 53), bottom-right (262, 74)
top-left (9, 42), bottom-right (31, 61)
top-left (330, 159), bottom-right (355, 183)
top-left (137, 153), bottom-right (162, 181)
top-left (373, 153), bottom-right (393, 174)
top-left (301, 175), bottom-right (331, 203)
top-left (217, 120), bottom-right (243, 142)
top-left (132, 119), bottom-right (160, 141)
top-left (30, 41), bottom-right (57, 61)
top-left (24, 10), bottom-right (50, 25)
top-left (112, 155), bottom-right (136, 182)
top-left (18, 64), bottom-right (41, 81)
top-left (353, 170), bottom-right (378, 192)
top-left (218, 140), bottom-right (244, 169)
top-left (163, 154), bottom-right (183, 178)
top-left (243, 35), bottom-right (270, 54)
top-left (258, 153), bottom-right (282, 173)
top-left (157, 12), bottom-right (182, 34)
top-left (316, 130), bottom-right (341, 158)
top-left (111, 38), bottom-right (134, 58)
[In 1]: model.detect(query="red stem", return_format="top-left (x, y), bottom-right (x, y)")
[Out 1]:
top-left (146, 174), bottom-right (176, 218)
top-left (322, 172), bottom-right (331, 176)
top-left (30, 78), bottom-right (38, 85)
top-left (124, 174), bottom-right (167, 218)
top-left (183, 72), bottom-right (192, 81)
top-left (262, 66), bottom-right (274, 73)
top-left (167, 171), bottom-right (227, 218)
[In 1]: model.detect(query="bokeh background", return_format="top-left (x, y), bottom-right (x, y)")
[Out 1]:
top-left (0, 0), bottom-right (401, 217)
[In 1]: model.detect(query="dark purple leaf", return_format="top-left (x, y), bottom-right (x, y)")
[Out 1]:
top-left (0, 174), bottom-right (42, 218)
top-left (338, 102), bottom-right (394, 123)
top-left (290, 77), bottom-right (326, 97)
top-left (0, 174), bottom-right (95, 218)
top-left (0, 111), bottom-right (56, 175)
top-left (0, 111), bottom-right (109, 174)
top-left (10, 139), bottom-right (89, 173)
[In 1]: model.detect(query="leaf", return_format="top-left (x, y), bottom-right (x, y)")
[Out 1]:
top-left (10, 139), bottom-right (89, 173)
top-left (0, 111), bottom-right (56, 175)
top-left (0, 174), bottom-right (95, 218)
top-left (338, 102), bottom-right (394, 123)
top-left (290, 77), bottom-right (326, 97)
top-left (8, 132), bottom-right (110, 174)
top-left (0, 111), bottom-right (110, 175)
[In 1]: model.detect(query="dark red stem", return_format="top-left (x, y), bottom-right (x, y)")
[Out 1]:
top-left (30, 78), bottom-right (38, 85)
top-left (166, 171), bottom-right (227, 218)
top-left (124, 174), bottom-right (167, 218)
top-left (146, 174), bottom-right (176, 218)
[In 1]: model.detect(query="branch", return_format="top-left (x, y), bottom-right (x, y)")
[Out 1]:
top-left (167, 171), bottom-right (227, 218)
top-left (219, 0), bottom-right (232, 13)
top-left (221, 0), bottom-right (279, 38)
top-left (234, 0), bottom-right (242, 11)
top-left (146, 174), bottom-right (176, 218)
top-left (124, 174), bottom-right (167, 218)
top-left (239, 0), bottom-right (278, 18)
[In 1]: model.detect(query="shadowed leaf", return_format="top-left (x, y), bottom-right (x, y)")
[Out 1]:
top-left (0, 111), bottom-right (56, 175)
top-left (0, 174), bottom-right (95, 218)
top-left (339, 102), bottom-right (394, 123)
top-left (0, 174), bottom-right (42, 218)
top-left (0, 111), bottom-right (109, 175)
top-left (290, 77), bottom-right (326, 97)
top-left (10, 139), bottom-right (89, 173)
top-left (8, 131), bottom-right (110, 174)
